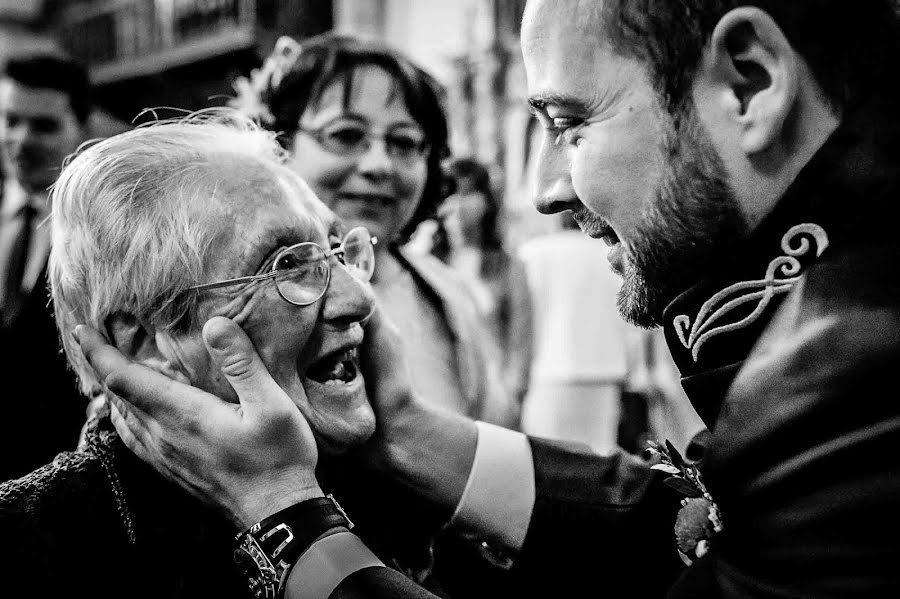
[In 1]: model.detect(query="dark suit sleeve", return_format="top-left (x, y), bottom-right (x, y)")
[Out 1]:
top-left (331, 566), bottom-right (440, 599)
top-left (509, 438), bottom-right (685, 598)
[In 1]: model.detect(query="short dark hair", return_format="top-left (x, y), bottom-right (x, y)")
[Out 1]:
top-left (448, 157), bottom-right (504, 251)
top-left (2, 55), bottom-right (92, 125)
top-left (246, 33), bottom-right (450, 244)
top-left (603, 1), bottom-right (900, 116)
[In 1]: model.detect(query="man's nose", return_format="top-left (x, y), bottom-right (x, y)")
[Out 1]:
top-left (533, 135), bottom-right (577, 215)
top-left (356, 137), bottom-right (393, 181)
top-left (320, 259), bottom-right (376, 328)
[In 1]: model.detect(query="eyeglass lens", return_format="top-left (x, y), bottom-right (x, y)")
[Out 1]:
top-left (317, 122), bottom-right (427, 160)
top-left (273, 228), bottom-right (374, 305)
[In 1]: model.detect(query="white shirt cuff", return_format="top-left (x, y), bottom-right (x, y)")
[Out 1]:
top-left (284, 531), bottom-right (384, 599)
top-left (450, 421), bottom-right (535, 551)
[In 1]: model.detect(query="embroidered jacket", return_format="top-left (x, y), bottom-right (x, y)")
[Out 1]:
top-left (498, 100), bottom-right (900, 598)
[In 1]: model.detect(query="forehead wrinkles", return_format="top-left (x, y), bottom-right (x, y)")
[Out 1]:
top-left (275, 169), bottom-right (331, 231)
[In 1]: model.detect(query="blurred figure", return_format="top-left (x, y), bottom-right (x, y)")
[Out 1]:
top-left (436, 157), bottom-right (532, 405)
top-left (231, 35), bottom-right (516, 429)
top-left (0, 55), bottom-right (93, 481)
top-left (517, 212), bottom-right (637, 453)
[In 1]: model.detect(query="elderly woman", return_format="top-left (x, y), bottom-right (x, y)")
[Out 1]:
top-left (232, 34), bottom-right (517, 429)
top-left (0, 113), bottom-right (437, 598)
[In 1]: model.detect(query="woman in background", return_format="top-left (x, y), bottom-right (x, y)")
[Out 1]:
top-left (435, 157), bottom-right (532, 406)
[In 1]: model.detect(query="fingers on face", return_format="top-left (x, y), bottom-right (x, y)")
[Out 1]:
top-left (108, 393), bottom-right (152, 458)
top-left (202, 317), bottom-right (295, 410)
top-left (77, 325), bottom-right (131, 380)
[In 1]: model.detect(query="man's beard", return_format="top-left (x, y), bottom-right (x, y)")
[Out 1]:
top-left (618, 105), bottom-right (747, 328)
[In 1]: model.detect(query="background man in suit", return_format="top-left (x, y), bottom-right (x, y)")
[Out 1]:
top-left (0, 55), bottom-right (93, 481)
top-left (76, 0), bottom-right (900, 597)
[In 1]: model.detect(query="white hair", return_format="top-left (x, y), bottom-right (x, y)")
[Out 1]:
top-left (50, 109), bottom-right (292, 396)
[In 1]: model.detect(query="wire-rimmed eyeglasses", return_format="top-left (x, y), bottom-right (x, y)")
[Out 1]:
top-left (187, 226), bottom-right (377, 306)
top-left (298, 119), bottom-right (430, 162)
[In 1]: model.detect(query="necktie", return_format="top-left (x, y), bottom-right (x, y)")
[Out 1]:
top-left (0, 203), bottom-right (37, 325)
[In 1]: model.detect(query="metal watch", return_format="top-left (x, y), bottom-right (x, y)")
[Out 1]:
top-left (233, 495), bottom-right (353, 599)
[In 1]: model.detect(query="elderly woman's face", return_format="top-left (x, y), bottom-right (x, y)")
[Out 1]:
top-left (166, 166), bottom-right (376, 454)
top-left (288, 65), bottom-right (429, 247)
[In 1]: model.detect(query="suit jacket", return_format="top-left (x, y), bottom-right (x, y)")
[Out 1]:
top-left (0, 266), bottom-right (87, 482)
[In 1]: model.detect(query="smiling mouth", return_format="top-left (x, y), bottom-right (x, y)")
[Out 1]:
top-left (338, 192), bottom-right (396, 206)
top-left (595, 227), bottom-right (620, 247)
top-left (306, 348), bottom-right (360, 385)
top-left (573, 212), bottom-right (620, 247)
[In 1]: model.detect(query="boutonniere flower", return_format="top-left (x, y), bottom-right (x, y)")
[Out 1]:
top-left (645, 440), bottom-right (723, 565)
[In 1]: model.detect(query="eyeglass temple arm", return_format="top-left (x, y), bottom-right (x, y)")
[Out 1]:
top-left (189, 271), bottom-right (278, 293)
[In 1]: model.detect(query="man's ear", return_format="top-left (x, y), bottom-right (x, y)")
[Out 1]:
top-left (697, 7), bottom-right (799, 155)
top-left (104, 312), bottom-right (191, 384)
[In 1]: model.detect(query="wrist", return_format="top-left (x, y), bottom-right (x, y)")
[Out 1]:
top-left (233, 494), bottom-right (354, 599)
top-left (385, 407), bottom-right (478, 509)
top-left (234, 479), bottom-right (324, 529)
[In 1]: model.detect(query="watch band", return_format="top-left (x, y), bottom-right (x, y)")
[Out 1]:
top-left (234, 494), bottom-right (353, 599)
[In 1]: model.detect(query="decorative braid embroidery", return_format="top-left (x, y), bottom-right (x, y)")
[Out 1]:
top-left (674, 223), bottom-right (829, 362)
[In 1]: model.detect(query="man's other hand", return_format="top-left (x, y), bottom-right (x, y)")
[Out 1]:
top-left (76, 316), bottom-right (323, 528)
top-left (359, 306), bottom-right (477, 508)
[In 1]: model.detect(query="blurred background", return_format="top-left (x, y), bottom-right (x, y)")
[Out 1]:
top-left (0, 0), bottom-right (705, 457)
top-left (0, 0), bottom-right (551, 246)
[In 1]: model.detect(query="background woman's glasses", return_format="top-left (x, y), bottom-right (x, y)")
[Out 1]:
top-left (299, 121), bottom-right (430, 162)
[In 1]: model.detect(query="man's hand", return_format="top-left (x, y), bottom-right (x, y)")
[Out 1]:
top-left (359, 306), bottom-right (478, 509)
top-left (76, 316), bottom-right (323, 528)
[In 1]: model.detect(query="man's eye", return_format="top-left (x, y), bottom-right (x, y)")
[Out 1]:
top-left (552, 117), bottom-right (580, 129)
top-left (552, 118), bottom-right (583, 145)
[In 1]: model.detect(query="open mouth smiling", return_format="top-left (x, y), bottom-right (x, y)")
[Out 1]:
top-left (306, 347), bottom-right (360, 385)
top-left (572, 210), bottom-right (621, 247)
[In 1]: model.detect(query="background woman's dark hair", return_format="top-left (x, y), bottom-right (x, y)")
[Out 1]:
top-left (447, 157), bottom-right (504, 252)
top-left (251, 33), bottom-right (450, 244)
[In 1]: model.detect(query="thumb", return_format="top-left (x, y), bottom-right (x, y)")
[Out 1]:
top-left (202, 316), bottom-right (290, 410)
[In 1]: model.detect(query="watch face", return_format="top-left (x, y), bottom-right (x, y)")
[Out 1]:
top-left (234, 537), bottom-right (278, 599)
top-left (233, 546), bottom-right (259, 577)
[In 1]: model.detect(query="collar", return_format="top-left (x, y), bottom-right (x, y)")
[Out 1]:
top-left (1, 179), bottom-right (50, 220)
top-left (662, 101), bottom-right (900, 428)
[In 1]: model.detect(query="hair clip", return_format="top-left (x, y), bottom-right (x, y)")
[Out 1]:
top-left (230, 36), bottom-right (303, 125)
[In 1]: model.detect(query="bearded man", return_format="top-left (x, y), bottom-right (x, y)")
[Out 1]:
top-left (76, 1), bottom-right (900, 598)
